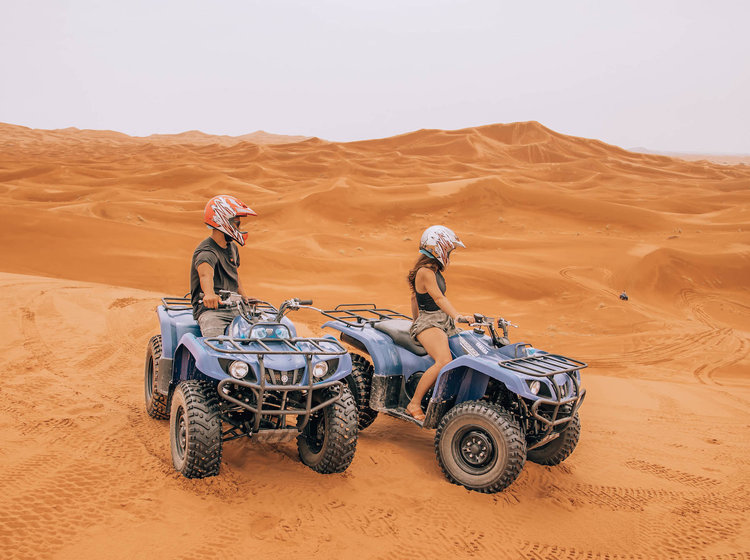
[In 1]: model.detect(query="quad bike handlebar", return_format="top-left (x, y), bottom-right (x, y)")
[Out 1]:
top-left (459, 313), bottom-right (518, 347)
top-left (199, 290), bottom-right (269, 308)
top-left (199, 291), bottom-right (316, 323)
top-left (274, 298), bottom-right (317, 321)
top-left (456, 313), bottom-right (517, 329)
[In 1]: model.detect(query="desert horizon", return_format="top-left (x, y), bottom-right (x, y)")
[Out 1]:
top-left (5, 120), bottom-right (750, 163)
top-left (1, 119), bottom-right (748, 559)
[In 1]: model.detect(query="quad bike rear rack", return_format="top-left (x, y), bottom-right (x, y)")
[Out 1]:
top-left (161, 295), bottom-right (192, 311)
top-left (500, 354), bottom-right (588, 440)
top-left (206, 335), bottom-right (348, 434)
top-left (319, 303), bottom-right (412, 327)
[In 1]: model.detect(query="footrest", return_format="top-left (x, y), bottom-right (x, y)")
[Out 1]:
top-left (383, 407), bottom-right (424, 427)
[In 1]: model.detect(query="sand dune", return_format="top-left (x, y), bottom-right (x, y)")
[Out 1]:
top-left (0, 121), bottom-right (748, 559)
top-left (631, 146), bottom-right (750, 166)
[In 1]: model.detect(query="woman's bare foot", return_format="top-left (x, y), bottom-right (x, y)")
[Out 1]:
top-left (405, 402), bottom-right (426, 422)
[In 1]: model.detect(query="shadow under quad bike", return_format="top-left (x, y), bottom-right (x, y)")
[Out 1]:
top-left (143, 291), bottom-right (358, 478)
top-left (319, 304), bottom-right (587, 493)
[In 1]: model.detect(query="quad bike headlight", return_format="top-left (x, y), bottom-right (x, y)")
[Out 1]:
top-left (251, 326), bottom-right (271, 338)
top-left (312, 361), bottom-right (329, 378)
top-left (229, 361), bottom-right (250, 379)
top-left (274, 326), bottom-right (288, 338)
top-left (249, 325), bottom-right (291, 339)
top-left (528, 380), bottom-right (541, 395)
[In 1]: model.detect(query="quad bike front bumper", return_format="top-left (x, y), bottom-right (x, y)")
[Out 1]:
top-left (217, 373), bottom-right (344, 433)
top-left (500, 354), bottom-right (587, 448)
top-left (203, 335), bottom-right (348, 439)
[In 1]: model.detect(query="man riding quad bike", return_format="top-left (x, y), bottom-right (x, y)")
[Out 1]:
top-left (144, 291), bottom-right (359, 478)
top-left (319, 305), bottom-right (586, 493)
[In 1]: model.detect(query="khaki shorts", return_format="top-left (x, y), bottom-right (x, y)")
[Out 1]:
top-left (410, 309), bottom-right (461, 343)
top-left (198, 308), bottom-right (241, 338)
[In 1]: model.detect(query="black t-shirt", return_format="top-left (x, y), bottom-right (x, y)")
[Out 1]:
top-left (190, 237), bottom-right (241, 319)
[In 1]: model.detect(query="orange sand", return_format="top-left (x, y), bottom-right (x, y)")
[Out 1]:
top-left (0, 121), bottom-right (748, 559)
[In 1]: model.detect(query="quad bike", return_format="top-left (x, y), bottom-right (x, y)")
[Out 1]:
top-left (144, 291), bottom-right (358, 478)
top-left (319, 304), bottom-right (587, 493)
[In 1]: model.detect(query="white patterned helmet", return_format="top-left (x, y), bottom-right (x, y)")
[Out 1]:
top-left (419, 225), bottom-right (465, 267)
top-left (204, 195), bottom-right (257, 246)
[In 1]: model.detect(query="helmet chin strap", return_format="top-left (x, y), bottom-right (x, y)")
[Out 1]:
top-left (224, 233), bottom-right (234, 244)
top-left (419, 249), bottom-right (436, 259)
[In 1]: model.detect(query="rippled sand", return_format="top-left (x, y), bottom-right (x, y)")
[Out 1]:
top-left (1, 121), bottom-right (748, 559)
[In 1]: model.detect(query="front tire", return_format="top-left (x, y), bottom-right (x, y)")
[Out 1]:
top-left (144, 335), bottom-right (169, 420)
top-left (297, 385), bottom-right (358, 474)
top-left (346, 354), bottom-right (379, 430)
top-left (527, 413), bottom-right (581, 466)
top-left (170, 380), bottom-right (223, 478)
top-left (435, 400), bottom-right (526, 493)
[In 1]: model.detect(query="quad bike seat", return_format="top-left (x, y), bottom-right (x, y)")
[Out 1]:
top-left (373, 319), bottom-right (428, 356)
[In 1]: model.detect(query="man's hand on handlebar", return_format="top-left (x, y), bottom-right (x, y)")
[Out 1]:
top-left (199, 290), bottom-right (238, 309)
top-left (202, 292), bottom-right (221, 309)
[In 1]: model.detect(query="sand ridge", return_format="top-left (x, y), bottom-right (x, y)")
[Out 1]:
top-left (0, 121), bottom-right (748, 558)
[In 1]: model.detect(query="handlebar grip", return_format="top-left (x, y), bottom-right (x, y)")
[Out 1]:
top-left (457, 316), bottom-right (470, 323)
top-left (198, 292), bottom-right (227, 307)
top-left (298, 299), bottom-right (313, 305)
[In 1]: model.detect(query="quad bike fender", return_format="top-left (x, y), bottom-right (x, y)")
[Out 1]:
top-left (173, 333), bottom-right (226, 382)
top-left (432, 355), bottom-right (529, 404)
top-left (157, 305), bottom-right (200, 360)
top-left (323, 321), bottom-right (429, 376)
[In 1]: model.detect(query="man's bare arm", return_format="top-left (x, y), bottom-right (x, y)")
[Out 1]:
top-left (197, 262), bottom-right (220, 308)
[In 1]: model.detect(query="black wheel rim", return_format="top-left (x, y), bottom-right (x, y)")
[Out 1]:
top-left (145, 356), bottom-right (154, 400)
top-left (452, 427), bottom-right (498, 475)
top-left (304, 412), bottom-right (326, 454)
top-left (174, 405), bottom-right (187, 460)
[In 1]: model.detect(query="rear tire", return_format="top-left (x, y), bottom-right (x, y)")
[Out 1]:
top-left (170, 380), bottom-right (223, 478)
top-left (435, 400), bottom-right (526, 493)
top-left (346, 354), bottom-right (379, 430)
top-left (297, 385), bottom-right (358, 474)
top-left (527, 413), bottom-right (581, 466)
top-left (144, 335), bottom-right (169, 420)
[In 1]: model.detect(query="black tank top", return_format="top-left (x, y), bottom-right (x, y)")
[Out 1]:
top-left (415, 269), bottom-right (446, 312)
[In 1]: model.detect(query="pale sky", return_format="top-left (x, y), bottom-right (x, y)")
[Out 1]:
top-left (1, 0), bottom-right (748, 153)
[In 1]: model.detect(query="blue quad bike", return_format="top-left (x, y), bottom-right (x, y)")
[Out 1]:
top-left (143, 291), bottom-right (359, 478)
top-left (320, 305), bottom-right (587, 493)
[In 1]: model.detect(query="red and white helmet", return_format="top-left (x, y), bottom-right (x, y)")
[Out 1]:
top-left (204, 195), bottom-right (257, 246)
top-left (419, 225), bottom-right (465, 267)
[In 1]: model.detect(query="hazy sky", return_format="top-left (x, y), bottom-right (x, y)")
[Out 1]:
top-left (2, 0), bottom-right (748, 152)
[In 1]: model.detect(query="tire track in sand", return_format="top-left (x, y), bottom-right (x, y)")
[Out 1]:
top-left (625, 459), bottom-right (721, 488)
